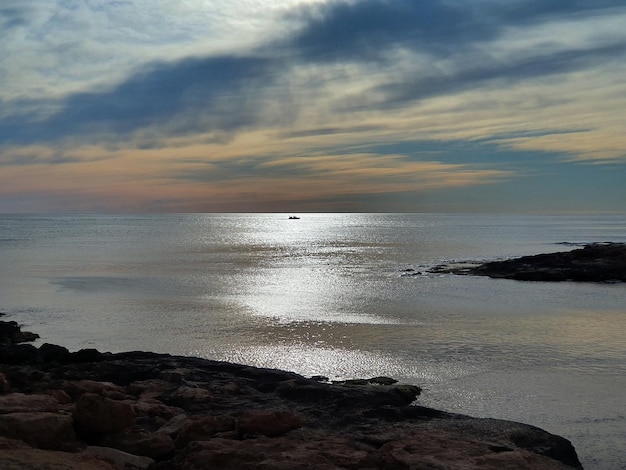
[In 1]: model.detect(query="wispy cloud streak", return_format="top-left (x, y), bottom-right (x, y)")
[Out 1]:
top-left (2, 0), bottom-right (624, 146)
top-left (0, 0), bottom-right (625, 212)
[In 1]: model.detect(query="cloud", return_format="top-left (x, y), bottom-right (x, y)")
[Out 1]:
top-left (493, 0), bottom-right (625, 23)
top-left (286, 0), bottom-right (474, 61)
top-left (286, 0), bottom-right (626, 63)
top-left (278, 125), bottom-right (387, 139)
top-left (281, 0), bottom-right (626, 113)
top-left (173, 150), bottom-right (512, 193)
top-left (1, 0), bottom-right (625, 213)
top-left (0, 54), bottom-right (282, 145)
top-left (0, 0), bottom-right (294, 104)
top-left (0, 3), bottom-right (31, 30)
top-left (2, 0), bottom-right (625, 148)
top-left (0, 146), bottom-right (84, 166)
top-left (370, 42), bottom-right (626, 111)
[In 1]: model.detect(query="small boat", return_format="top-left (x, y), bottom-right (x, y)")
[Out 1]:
top-left (288, 216), bottom-right (300, 219)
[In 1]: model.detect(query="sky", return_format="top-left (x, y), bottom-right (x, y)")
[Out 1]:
top-left (1, 0), bottom-right (625, 213)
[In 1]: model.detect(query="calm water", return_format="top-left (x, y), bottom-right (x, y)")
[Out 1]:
top-left (1, 213), bottom-right (625, 469)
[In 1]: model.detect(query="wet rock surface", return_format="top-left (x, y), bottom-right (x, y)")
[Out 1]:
top-left (0, 320), bottom-right (583, 469)
top-left (431, 242), bottom-right (626, 282)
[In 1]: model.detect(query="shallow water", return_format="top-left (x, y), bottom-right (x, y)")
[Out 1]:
top-left (1, 213), bottom-right (625, 469)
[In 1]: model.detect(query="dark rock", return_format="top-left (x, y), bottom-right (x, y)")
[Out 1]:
top-left (510, 427), bottom-right (582, 469)
top-left (86, 445), bottom-right (154, 469)
top-left (132, 398), bottom-right (184, 422)
top-left (368, 376), bottom-right (398, 385)
top-left (70, 348), bottom-right (104, 363)
top-left (276, 378), bottom-right (420, 409)
top-left (0, 321), bottom-right (39, 345)
top-left (163, 437), bottom-right (377, 470)
top-left (236, 410), bottom-right (302, 437)
top-left (401, 268), bottom-right (423, 277)
top-left (174, 415), bottom-right (236, 447)
top-left (0, 338), bottom-right (583, 469)
top-left (0, 393), bottom-right (59, 414)
top-left (157, 414), bottom-right (189, 437)
top-left (432, 242), bottom-right (626, 282)
top-left (62, 379), bottom-right (129, 401)
top-left (0, 412), bottom-right (76, 450)
top-left (0, 372), bottom-right (9, 393)
top-left (0, 343), bottom-right (40, 365)
top-left (0, 444), bottom-right (119, 469)
top-left (39, 343), bottom-right (71, 363)
top-left (99, 429), bottom-right (175, 459)
top-left (44, 389), bottom-right (72, 404)
top-left (73, 393), bottom-right (135, 436)
top-left (489, 444), bottom-right (514, 453)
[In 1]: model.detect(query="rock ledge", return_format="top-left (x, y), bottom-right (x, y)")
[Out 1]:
top-left (0, 322), bottom-right (583, 469)
top-left (431, 242), bottom-right (626, 282)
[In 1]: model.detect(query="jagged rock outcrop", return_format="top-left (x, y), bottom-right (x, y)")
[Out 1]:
top-left (431, 242), bottom-right (626, 282)
top-left (0, 320), bottom-right (583, 469)
top-left (0, 315), bottom-right (40, 344)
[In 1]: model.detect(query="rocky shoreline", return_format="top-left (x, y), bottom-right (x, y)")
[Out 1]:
top-left (429, 242), bottom-right (626, 282)
top-left (0, 318), bottom-right (583, 469)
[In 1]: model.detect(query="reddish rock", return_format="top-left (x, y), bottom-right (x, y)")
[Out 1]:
top-left (171, 438), bottom-right (273, 469)
top-left (73, 393), bottom-right (135, 435)
top-left (100, 429), bottom-right (175, 459)
top-left (0, 447), bottom-right (118, 469)
top-left (87, 445), bottom-right (154, 469)
top-left (0, 411), bottom-right (76, 450)
top-left (0, 372), bottom-right (9, 393)
top-left (170, 385), bottom-right (214, 404)
top-left (0, 336), bottom-right (584, 470)
top-left (132, 398), bottom-right (184, 432)
top-left (64, 379), bottom-right (129, 400)
top-left (174, 431), bottom-right (578, 470)
top-left (128, 379), bottom-right (173, 399)
top-left (378, 432), bottom-right (576, 470)
top-left (175, 415), bottom-right (237, 447)
top-left (0, 393), bottom-right (58, 414)
top-left (45, 388), bottom-right (73, 405)
top-left (170, 437), bottom-right (368, 470)
top-left (157, 413), bottom-right (189, 437)
top-left (133, 398), bottom-right (183, 421)
top-left (0, 436), bottom-right (30, 450)
top-left (237, 410), bottom-right (303, 437)
top-left (222, 381), bottom-right (243, 395)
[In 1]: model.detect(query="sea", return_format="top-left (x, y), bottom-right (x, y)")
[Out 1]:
top-left (0, 213), bottom-right (624, 469)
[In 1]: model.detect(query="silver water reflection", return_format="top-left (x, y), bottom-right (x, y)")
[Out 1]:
top-left (1, 213), bottom-right (626, 470)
